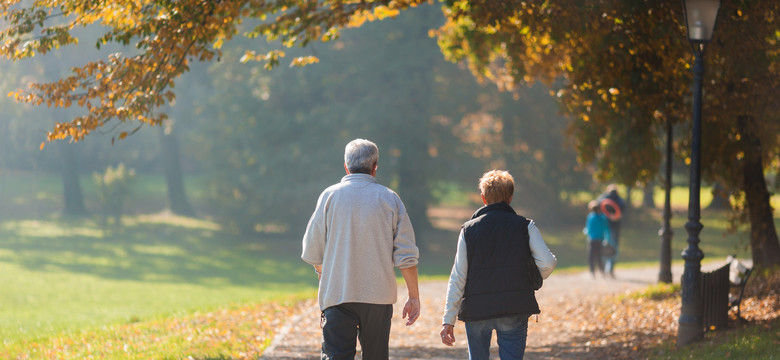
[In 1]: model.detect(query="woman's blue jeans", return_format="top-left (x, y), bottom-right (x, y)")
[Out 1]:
top-left (464, 315), bottom-right (529, 360)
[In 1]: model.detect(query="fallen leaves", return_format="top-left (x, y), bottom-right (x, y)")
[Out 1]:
top-left (2, 298), bottom-right (311, 360)
top-left (5, 271), bottom-right (778, 359)
top-left (552, 272), bottom-right (780, 359)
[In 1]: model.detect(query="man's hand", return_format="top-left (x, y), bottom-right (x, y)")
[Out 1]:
top-left (440, 324), bottom-right (455, 346)
top-left (400, 265), bottom-right (420, 326)
top-left (402, 297), bottom-right (420, 326)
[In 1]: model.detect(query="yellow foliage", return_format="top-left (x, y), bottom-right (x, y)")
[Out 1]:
top-left (0, 0), bottom-right (426, 142)
top-left (348, 6), bottom-right (401, 28)
top-left (290, 56), bottom-right (320, 67)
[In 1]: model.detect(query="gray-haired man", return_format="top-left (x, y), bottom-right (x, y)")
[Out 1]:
top-left (302, 139), bottom-right (420, 360)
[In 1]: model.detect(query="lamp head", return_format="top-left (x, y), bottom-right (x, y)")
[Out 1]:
top-left (683, 0), bottom-right (721, 43)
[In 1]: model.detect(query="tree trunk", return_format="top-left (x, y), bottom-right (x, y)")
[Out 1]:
top-left (642, 181), bottom-right (656, 209)
top-left (158, 126), bottom-right (195, 216)
top-left (623, 186), bottom-right (632, 222)
top-left (60, 142), bottom-right (87, 216)
top-left (398, 142), bottom-right (432, 232)
top-left (706, 182), bottom-right (729, 210)
top-left (737, 116), bottom-right (780, 269)
top-left (625, 186), bottom-right (633, 207)
top-left (393, 30), bottom-right (435, 234)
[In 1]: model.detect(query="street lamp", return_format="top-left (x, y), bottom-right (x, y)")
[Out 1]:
top-left (678, 0), bottom-right (721, 346)
top-left (659, 121), bottom-right (673, 285)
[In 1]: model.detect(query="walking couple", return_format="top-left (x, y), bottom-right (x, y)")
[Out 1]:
top-left (302, 139), bottom-right (558, 360)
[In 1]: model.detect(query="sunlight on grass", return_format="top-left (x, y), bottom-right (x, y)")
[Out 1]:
top-left (1, 294), bottom-right (315, 360)
top-left (0, 260), bottom-right (313, 345)
top-left (1, 173), bottom-right (777, 359)
top-left (13, 191), bottom-right (58, 204)
top-left (559, 186), bottom-right (718, 210)
top-left (535, 209), bottom-right (756, 270)
top-left (0, 214), bottom-right (316, 350)
top-left (132, 212), bottom-right (221, 231)
top-left (1, 220), bottom-right (103, 238)
top-left (620, 282), bottom-right (680, 301)
top-left (131, 244), bottom-right (187, 256)
top-left (650, 186), bottom-right (714, 210)
top-left (558, 190), bottom-right (594, 207)
top-left (431, 181), bottom-right (480, 207)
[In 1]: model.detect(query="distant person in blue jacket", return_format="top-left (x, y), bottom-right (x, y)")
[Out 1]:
top-left (584, 200), bottom-right (611, 278)
top-left (598, 185), bottom-right (625, 277)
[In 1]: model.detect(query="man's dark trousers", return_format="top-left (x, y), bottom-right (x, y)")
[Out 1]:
top-left (321, 302), bottom-right (393, 360)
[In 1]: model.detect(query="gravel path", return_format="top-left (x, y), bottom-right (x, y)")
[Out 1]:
top-left (261, 265), bottom-right (688, 359)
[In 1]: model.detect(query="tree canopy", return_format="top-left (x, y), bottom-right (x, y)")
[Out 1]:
top-left (434, 0), bottom-right (780, 267)
top-left (2, 0), bottom-right (779, 265)
top-left (438, 1), bottom-right (778, 183)
top-left (183, 4), bottom-right (586, 234)
top-left (0, 0), bottom-right (426, 142)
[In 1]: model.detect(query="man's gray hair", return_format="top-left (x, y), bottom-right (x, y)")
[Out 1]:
top-left (344, 139), bottom-right (379, 174)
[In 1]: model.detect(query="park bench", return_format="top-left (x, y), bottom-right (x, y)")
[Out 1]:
top-left (701, 256), bottom-right (752, 331)
top-left (726, 256), bottom-right (752, 322)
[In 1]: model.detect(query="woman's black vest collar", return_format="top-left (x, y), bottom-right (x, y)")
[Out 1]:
top-left (470, 201), bottom-right (516, 220)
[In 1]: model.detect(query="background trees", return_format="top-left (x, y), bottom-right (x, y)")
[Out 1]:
top-left (0, 0), bottom-right (428, 141)
top-left (435, 0), bottom-right (780, 268)
top-left (1, 1), bottom-right (589, 236)
top-left (1, 0), bottom-right (777, 266)
top-left (184, 4), bottom-right (587, 234)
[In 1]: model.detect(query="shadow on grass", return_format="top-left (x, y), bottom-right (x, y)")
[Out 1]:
top-left (3, 207), bottom-right (752, 288)
top-left (0, 215), bottom-right (312, 288)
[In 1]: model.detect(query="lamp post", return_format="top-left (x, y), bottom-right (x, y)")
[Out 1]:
top-left (659, 121), bottom-right (673, 284)
top-left (678, 0), bottom-right (721, 346)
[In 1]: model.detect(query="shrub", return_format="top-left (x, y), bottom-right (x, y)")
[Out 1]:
top-left (93, 163), bottom-right (136, 232)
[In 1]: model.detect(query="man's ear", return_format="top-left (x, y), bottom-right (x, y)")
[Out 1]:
top-left (344, 163), bottom-right (350, 175)
top-left (481, 194), bottom-right (487, 205)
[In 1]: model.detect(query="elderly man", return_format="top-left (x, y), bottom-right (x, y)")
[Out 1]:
top-left (440, 170), bottom-right (557, 360)
top-left (302, 139), bottom-right (420, 360)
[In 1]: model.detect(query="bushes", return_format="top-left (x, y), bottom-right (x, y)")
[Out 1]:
top-left (93, 163), bottom-right (136, 232)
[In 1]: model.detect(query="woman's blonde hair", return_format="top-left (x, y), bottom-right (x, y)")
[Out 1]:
top-left (479, 170), bottom-right (514, 204)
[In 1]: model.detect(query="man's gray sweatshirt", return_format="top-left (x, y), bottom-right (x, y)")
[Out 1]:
top-left (302, 173), bottom-right (419, 310)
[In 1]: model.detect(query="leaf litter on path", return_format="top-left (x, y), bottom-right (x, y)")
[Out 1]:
top-left (262, 265), bottom-right (779, 360)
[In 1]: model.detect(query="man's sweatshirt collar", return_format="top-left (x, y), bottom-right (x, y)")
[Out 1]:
top-left (341, 173), bottom-right (377, 183)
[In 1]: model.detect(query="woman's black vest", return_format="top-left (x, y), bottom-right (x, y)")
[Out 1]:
top-left (458, 201), bottom-right (540, 321)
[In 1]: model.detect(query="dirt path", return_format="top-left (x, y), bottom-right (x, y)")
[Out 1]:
top-left (261, 265), bottom-right (687, 359)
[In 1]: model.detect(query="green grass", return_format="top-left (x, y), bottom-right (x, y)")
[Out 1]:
top-left (520, 207), bottom-right (757, 271)
top-left (647, 318), bottom-right (780, 359)
top-left (0, 213), bottom-right (316, 350)
top-left (425, 182), bottom-right (777, 273)
top-left (1, 172), bottom-right (778, 358)
top-left (0, 171), bottom-right (318, 358)
top-left (619, 282), bottom-right (681, 301)
top-left (0, 171), bottom-right (210, 218)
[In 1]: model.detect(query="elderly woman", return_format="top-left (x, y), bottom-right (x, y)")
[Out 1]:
top-left (440, 170), bottom-right (557, 360)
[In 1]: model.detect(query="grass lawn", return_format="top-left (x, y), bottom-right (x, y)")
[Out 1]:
top-left (426, 183), bottom-right (772, 274)
top-left (0, 212), bottom-right (317, 358)
top-left (646, 318), bottom-right (780, 360)
top-left (0, 171), bottom-right (320, 358)
top-left (541, 207), bottom-right (755, 271)
top-left (0, 171), bottom-right (777, 358)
